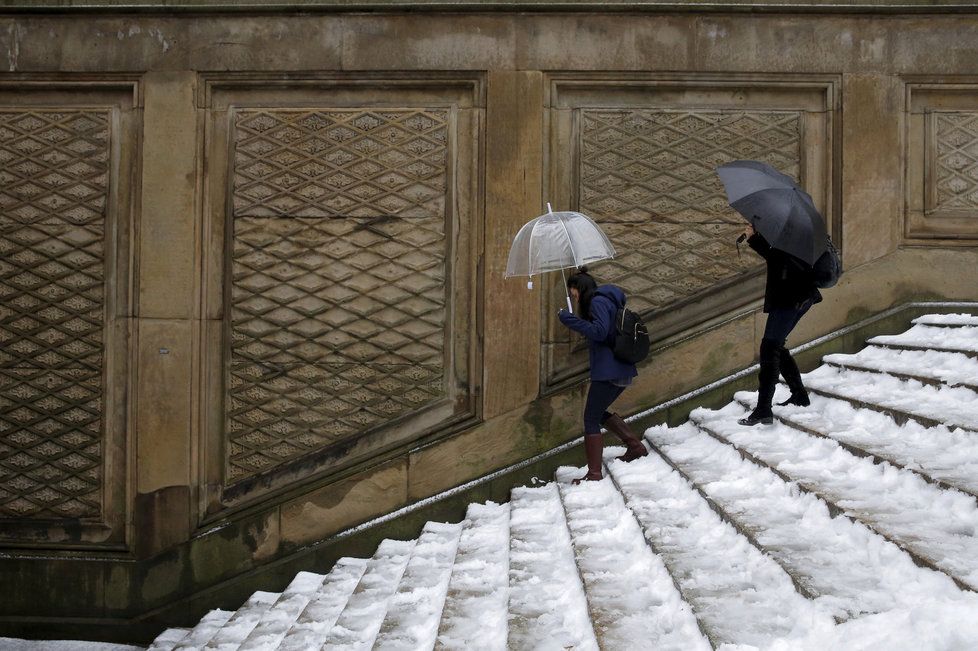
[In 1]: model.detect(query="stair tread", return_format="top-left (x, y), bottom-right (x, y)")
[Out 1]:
top-left (507, 483), bottom-right (598, 651)
top-left (171, 609), bottom-right (234, 651)
top-left (804, 365), bottom-right (978, 431)
top-left (236, 571), bottom-right (326, 650)
top-left (913, 313), bottom-right (978, 327)
top-left (435, 502), bottom-right (510, 651)
top-left (321, 538), bottom-right (416, 649)
top-left (823, 346), bottom-right (978, 390)
top-left (694, 403), bottom-right (978, 590)
top-left (647, 421), bottom-right (965, 620)
top-left (202, 591), bottom-right (280, 650)
top-left (601, 451), bottom-right (830, 646)
top-left (555, 466), bottom-right (711, 650)
top-left (869, 323), bottom-right (978, 353)
top-left (279, 558), bottom-right (368, 651)
top-left (374, 521), bottom-right (463, 650)
top-left (146, 627), bottom-right (192, 651)
top-left (759, 388), bottom-right (978, 497)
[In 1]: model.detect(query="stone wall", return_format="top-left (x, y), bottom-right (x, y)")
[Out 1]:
top-left (0, 4), bottom-right (977, 636)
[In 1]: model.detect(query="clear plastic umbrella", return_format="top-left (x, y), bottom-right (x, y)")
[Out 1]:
top-left (504, 204), bottom-right (616, 312)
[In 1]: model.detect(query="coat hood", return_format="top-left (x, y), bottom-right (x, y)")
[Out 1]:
top-left (594, 284), bottom-right (626, 308)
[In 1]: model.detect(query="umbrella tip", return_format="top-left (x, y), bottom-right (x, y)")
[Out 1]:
top-left (546, 202), bottom-right (553, 213)
top-left (527, 280), bottom-right (533, 290)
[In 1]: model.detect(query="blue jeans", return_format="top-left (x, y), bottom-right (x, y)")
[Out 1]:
top-left (584, 380), bottom-right (626, 433)
top-left (763, 299), bottom-right (813, 346)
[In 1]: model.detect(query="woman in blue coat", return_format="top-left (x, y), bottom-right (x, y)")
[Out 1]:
top-left (558, 268), bottom-right (648, 484)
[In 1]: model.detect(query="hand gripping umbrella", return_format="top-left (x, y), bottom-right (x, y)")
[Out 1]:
top-left (715, 160), bottom-right (827, 266)
top-left (504, 204), bottom-right (616, 313)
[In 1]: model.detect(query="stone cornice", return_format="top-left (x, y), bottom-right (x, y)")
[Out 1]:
top-left (2, 0), bottom-right (978, 15)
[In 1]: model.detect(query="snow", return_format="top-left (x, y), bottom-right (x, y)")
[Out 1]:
top-left (236, 572), bottom-right (325, 650)
top-left (0, 641), bottom-right (142, 651)
top-left (374, 522), bottom-right (462, 650)
top-left (279, 558), bottom-right (367, 651)
top-left (603, 450), bottom-right (830, 647)
top-left (13, 310), bottom-right (978, 651)
top-left (760, 389), bottom-right (978, 497)
top-left (507, 483), bottom-right (598, 651)
top-left (320, 539), bottom-right (415, 649)
top-left (870, 323), bottom-right (978, 353)
top-left (913, 313), bottom-right (978, 326)
top-left (694, 401), bottom-right (978, 590)
top-left (435, 502), bottom-right (510, 650)
top-left (555, 466), bottom-right (709, 650)
top-left (804, 364), bottom-right (978, 431)
top-left (645, 421), bottom-right (965, 621)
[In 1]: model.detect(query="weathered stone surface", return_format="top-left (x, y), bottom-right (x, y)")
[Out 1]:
top-left (280, 458), bottom-right (408, 547)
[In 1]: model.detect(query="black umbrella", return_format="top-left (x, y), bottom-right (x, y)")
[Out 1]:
top-left (715, 160), bottom-right (827, 266)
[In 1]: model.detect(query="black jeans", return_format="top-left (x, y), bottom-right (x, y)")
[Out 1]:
top-left (584, 380), bottom-right (626, 433)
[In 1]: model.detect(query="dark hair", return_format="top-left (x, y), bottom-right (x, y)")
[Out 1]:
top-left (567, 267), bottom-right (598, 320)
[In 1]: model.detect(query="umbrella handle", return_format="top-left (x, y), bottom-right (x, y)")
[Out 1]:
top-left (560, 266), bottom-right (573, 314)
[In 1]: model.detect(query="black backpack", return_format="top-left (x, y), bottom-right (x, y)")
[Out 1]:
top-left (812, 236), bottom-right (843, 288)
top-left (612, 307), bottom-right (650, 364)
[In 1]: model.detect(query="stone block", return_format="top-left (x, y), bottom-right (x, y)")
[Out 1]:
top-left (139, 71), bottom-right (198, 319)
top-left (280, 458), bottom-right (408, 548)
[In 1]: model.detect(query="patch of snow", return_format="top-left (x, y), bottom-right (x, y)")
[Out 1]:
top-left (556, 466), bottom-right (709, 650)
top-left (694, 402), bottom-right (978, 589)
top-left (605, 450), bottom-right (830, 646)
top-left (279, 558), bottom-right (367, 651)
top-left (646, 421), bottom-right (965, 621)
top-left (436, 502), bottom-right (510, 651)
top-left (507, 484), bottom-right (598, 651)
top-left (869, 324), bottom-right (978, 353)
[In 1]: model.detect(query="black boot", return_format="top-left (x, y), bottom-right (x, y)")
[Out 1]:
top-left (603, 413), bottom-right (649, 462)
top-left (573, 434), bottom-right (604, 484)
top-left (777, 346), bottom-right (810, 407)
top-left (739, 338), bottom-right (779, 426)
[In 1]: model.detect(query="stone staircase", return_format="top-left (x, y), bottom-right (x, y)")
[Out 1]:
top-left (148, 313), bottom-right (978, 650)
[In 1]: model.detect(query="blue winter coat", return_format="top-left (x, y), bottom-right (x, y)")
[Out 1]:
top-left (558, 285), bottom-right (638, 382)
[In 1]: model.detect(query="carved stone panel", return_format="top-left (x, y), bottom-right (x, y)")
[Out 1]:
top-left (225, 108), bottom-right (452, 485)
top-left (579, 109), bottom-right (799, 315)
top-left (545, 78), bottom-right (835, 387)
top-left (932, 112), bottom-right (978, 213)
top-left (907, 85), bottom-right (978, 240)
top-left (0, 109), bottom-right (108, 521)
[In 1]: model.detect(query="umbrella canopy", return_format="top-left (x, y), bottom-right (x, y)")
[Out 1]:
top-left (504, 208), bottom-right (616, 279)
top-left (716, 160), bottom-right (827, 266)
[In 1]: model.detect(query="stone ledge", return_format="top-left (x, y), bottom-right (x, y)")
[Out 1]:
top-left (3, 0), bottom-right (978, 14)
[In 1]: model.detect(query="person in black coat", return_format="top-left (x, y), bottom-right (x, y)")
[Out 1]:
top-left (558, 268), bottom-right (648, 483)
top-left (739, 224), bottom-right (822, 426)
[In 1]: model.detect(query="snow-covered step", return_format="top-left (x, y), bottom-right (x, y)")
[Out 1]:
top-left (374, 521), bottom-right (463, 650)
top-left (691, 402), bottom-right (978, 591)
top-left (913, 313), bottom-right (978, 327)
top-left (554, 466), bottom-right (710, 650)
top-left (279, 558), bottom-right (368, 651)
top-left (804, 365), bottom-right (978, 432)
top-left (869, 323), bottom-right (978, 358)
top-left (823, 346), bottom-right (978, 392)
top-left (146, 627), bottom-right (191, 651)
top-left (320, 538), bottom-right (416, 649)
top-left (645, 421), bottom-right (967, 621)
top-left (435, 502), bottom-right (510, 651)
top-left (603, 448), bottom-right (830, 647)
top-left (236, 571), bottom-right (326, 650)
top-left (203, 590), bottom-right (279, 650)
top-left (745, 389), bottom-right (978, 499)
top-left (170, 609), bottom-right (234, 651)
top-left (507, 483), bottom-right (598, 651)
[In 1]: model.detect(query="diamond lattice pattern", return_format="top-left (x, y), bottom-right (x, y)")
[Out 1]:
top-left (227, 109), bottom-right (449, 484)
top-left (0, 110), bottom-right (108, 520)
top-left (580, 109), bottom-right (802, 312)
top-left (934, 112), bottom-right (978, 211)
